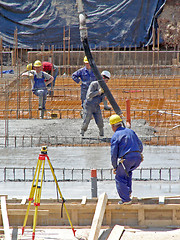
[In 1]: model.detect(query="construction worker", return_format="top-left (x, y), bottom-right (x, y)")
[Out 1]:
top-left (80, 70), bottom-right (111, 136)
top-left (27, 61), bottom-right (58, 96)
top-left (109, 114), bottom-right (143, 204)
top-left (24, 60), bottom-right (54, 118)
top-left (72, 56), bottom-right (111, 115)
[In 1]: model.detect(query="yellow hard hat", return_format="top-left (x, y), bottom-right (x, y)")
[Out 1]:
top-left (83, 56), bottom-right (89, 63)
top-left (27, 63), bottom-right (33, 71)
top-left (34, 60), bottom-right (42, 67)
top-left (109, 114), bottom-right (122, 125)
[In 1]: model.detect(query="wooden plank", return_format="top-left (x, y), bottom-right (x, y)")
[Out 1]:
top-left (88, 192), bottom-right (108, 240)
top-left (105, 210), bottom-right (111, 226)
top-left (21, 197), bottom-right (26, 205)
top-left (1, 209), bottom-right (49, 216)
top-left (81, 196), bottom-right (87, 205)
top-left (0, 196), bottom-right (11, 240)
top-left (107, 225), bottom-right (124, 240)
top-left (138, 208), bottom-right (144, 226)
top-left (159, 196), bottom-right (165, 204)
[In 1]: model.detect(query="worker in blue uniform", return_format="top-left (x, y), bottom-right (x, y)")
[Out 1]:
top-left (23, 60), bottom-right (54, 118)
top-left (81, 71), bottom-right (111, 137)
top-left (72, 56), bottom-right (111, 117)
top-left (109, 114), bottom-right (143, 204)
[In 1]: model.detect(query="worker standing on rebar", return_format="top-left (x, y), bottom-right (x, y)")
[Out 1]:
top-left (109, 114), bottom-right (143, 204)
top-left (80, 71), bottom-right (111, 136)
top-left (23, 60), bottom-right (54, 117)
top-left (27, 61), bottom-right (58, 96)
top-left (72, 56), bottom-right (111, 117)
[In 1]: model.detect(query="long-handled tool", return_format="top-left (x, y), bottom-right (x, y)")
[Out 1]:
top-left (22, 146), bottom-right (76, 239)
top-left (76, 0), bottom-right (125, 127)
top-left (118, 158), bottom-right (129, 177)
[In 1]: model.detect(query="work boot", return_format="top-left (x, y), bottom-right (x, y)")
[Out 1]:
top-left (118, 200), bottom-right (132, 205)
top-left (80, 130), bottom-right (84, 136)
top-left (99, 128), bottom-right (104, 137)
top-left (80, 110), bottom-right (83, 119)
top-left (40, 109), bottom-right (45, 119)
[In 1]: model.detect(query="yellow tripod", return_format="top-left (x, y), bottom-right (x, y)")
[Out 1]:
top-left (22, 146), bottom-right (76, 240)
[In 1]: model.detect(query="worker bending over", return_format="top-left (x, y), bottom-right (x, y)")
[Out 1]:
top-left (81, 70), bottom-right (111, 136)
top-left (72, 56), bottom-right (111, 117)
top-left (109, 114), bottom-right (143, 204)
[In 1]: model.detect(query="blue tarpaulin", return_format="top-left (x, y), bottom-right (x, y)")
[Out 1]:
top-left (0, 0), bottom-right (166, 49)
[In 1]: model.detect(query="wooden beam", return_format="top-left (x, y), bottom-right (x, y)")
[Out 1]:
top-left (88, 192), bottom-right (108, 240)
top-left (81, 196), bottom-right (87, 205)
top-left (107, 225), bottom-right (124, 240)
top-left (159, 196), bottom-right (165, 204)
top-left (21, 197), bottom-right (26, 205)
top-left (0, 196), bottom-right (11, 240)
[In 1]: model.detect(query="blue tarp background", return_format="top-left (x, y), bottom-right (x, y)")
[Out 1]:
top-left (0, 0), bottom-right (166, 49)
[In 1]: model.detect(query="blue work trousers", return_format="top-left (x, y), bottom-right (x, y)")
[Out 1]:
top-left (33, 89), bottom-right (47, 109)
top-left (115, 152), bottom-right (142, 202)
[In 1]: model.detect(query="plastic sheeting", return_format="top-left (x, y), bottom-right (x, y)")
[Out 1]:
top-left (0, 0), bottom-right (166, 49)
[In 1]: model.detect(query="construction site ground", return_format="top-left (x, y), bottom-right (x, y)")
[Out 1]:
top-left (0, 64), bottom-right (180, 145)
top-left (3, 226), bottom-right (180, 240)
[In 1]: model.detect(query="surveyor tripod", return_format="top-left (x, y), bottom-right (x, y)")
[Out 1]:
top-left (22, 146), bottom-right (76, 240)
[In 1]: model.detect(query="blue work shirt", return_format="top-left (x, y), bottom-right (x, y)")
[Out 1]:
top-left (111, 126), bottom-right (143, 169)
top-left (72, 66), bottom-right (96, 103)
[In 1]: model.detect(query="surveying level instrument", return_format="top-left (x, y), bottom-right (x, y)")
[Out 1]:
top-left (22, 146), bottom-right (76, 240)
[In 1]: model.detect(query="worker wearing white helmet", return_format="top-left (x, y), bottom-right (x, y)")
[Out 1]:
top-left (80, 70), bottom-right (111, 137)
top-left (72, 57), bottom-right (112, 117)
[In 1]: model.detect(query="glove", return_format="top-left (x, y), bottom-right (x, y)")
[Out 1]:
top-left (104, 105), bottom-right (111, 110)
top-left (141, 153), bottom-right (144, 162)
top-left (99, 88), bottom-right (104, 94)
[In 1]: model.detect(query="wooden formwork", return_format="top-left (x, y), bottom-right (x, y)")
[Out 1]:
top-left (1, 197), bottom-right (180, 228)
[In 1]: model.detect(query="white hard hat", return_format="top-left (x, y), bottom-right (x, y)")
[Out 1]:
top-left (101, 70), bottom-right (111, 79)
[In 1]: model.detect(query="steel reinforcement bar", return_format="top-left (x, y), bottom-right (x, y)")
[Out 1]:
top-left (0, 167), bottom-right (180, 182)
top-left (0, 135), bottom-right (180, 147)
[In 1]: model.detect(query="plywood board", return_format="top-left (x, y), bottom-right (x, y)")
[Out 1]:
top-left (107, 225), bottom-right (124, 240)
top-left (0, 196), bottom-right (11, 240)
top-left (88, 192), bottom-right (108, 240)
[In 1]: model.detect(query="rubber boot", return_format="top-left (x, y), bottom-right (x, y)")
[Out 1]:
top-left (99, 128), bottom-right (104, 137)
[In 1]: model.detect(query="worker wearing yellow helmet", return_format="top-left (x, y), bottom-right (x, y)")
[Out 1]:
top-left (72, 56), bottom-right (112, 117)
top-left (23, 60), bottom-right (54, 118)
top-left (27, 61), bottom-right (59, 96)
top-left (109, 114), bottom-right (143, 205)
top-left (72, 56), bottom-right (96, 111)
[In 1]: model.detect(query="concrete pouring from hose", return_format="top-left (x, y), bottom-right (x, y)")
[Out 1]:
top-left (76, 0), bottom-right (125, 127)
